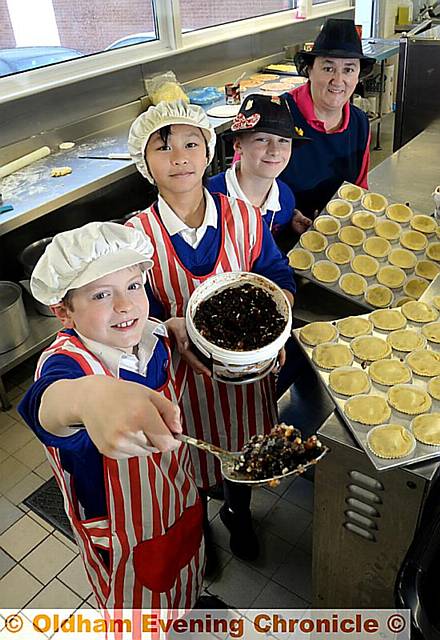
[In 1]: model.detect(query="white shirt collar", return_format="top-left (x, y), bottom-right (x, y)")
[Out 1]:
top-left (158, 188), bottom-right (218, 249)
top-left (225, 163), bottom-right (281, 214)
top-left (76, 320), bottom-right (168, 378)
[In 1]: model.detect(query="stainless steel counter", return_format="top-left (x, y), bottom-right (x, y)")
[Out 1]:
top-left (368, 117), bottom-right (440, 214)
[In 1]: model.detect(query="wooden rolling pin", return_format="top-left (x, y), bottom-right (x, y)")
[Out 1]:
top-left (0, 146), bottom-right (51, 180)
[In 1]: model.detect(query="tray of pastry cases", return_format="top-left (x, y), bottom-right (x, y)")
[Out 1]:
top-left (288, 182), bottom-right (440, 312)
top-left (292, 275), bottom-right (440, 471)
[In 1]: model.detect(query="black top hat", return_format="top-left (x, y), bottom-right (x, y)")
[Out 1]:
top-left (226, 93), bottom-right (311, 143)
top-left (294, 18), bottom-right (376, 78)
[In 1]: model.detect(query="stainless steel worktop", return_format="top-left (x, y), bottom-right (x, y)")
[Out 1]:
top-left (368, 117), bottom-right (440, 215)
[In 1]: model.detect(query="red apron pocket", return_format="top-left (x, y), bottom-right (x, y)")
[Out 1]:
top-left (132, 499), bottom-right (203, 593)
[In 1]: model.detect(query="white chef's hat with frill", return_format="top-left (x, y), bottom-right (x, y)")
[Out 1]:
top-left (128, 99), bottom-right (216, 183)
top-left (31, 221), bottom-right (154, 306)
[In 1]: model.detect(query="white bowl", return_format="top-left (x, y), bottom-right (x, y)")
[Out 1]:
top-left (186, 272), bottom-right (292, 384)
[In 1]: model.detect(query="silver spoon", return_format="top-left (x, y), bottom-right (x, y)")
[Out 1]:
top-left (176, 433), bottom-right (329, 486)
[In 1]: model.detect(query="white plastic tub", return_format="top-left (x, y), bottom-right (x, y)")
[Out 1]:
top-left (186, 272), bottom-right (292, 384)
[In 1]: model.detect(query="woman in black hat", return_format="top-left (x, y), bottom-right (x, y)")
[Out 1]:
top-left (209, 93), bottom-right (312, 241)
top-left (280, 18), bottom-right (376, 220)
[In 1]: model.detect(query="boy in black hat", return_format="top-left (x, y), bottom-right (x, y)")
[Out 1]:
top-left (209, 93), bottom-right (311, 241)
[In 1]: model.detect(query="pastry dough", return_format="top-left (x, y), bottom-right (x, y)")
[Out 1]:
top-left (312, 260), bottom-right (341, 283)
top-left (377, 265), bottom-right (406, 289)
top-left (368, 424), bottom-right (415, 459)
top-left (369, 358), bottom-right (412, 386)
top-left (299, 321), bottom-right (337, 346)
top-left (361, 193), bottom-right (388, 213)
top-left (363, 236), bottom-right (391, 259)
top-left (386, 203), bottom-right (413, 223)
top-left (326, 199), bottom-right (353, 219)
top-left (387, 384), bottom-right (432, 415)
top-left (403, 277), bottom-right (429, 299)
top-left (369, 309), bottom-right (407, 331)
top-left (388, 248), bottom-right (417, 270)
top-left (338, 225), bottom-right (366, 247)
top-left (406, 349), bottom-right (440, 377)
top-left (338, 183), bottom-right (364, 202)
top-left (329, 367), bottom-right (370, 396)
top-left (51, 166), bottom-right (72, 177)
top-left (351, 211), bottom-right (376, 231)
top-left (400, 230), bottom-right (428, 251)
top-left (351, 254), bottom-right (379, 277)
top-left (394, 296), bottom-right (413, 308)
top-left (401, 300), bottom-right (438, 323)
top-left (375, 219), bottom-right (401, 242)
top-left (387, 384), bottom-right (432, 416)
top-left (410, 214), bottom-right (437, 234)
top-left (312, 343), bottom-right (353, 370)
top-left (365, 284), bottom-right (393, 308)
top-left (344, 394), bottom-right (391, 425)
top-left (339, 273), bottom-right (367, 296)
top-left (350, 335), bottom-right (391, 361)
top-left (326, 242), bottom-right (354, 265)
top-left (314, 215), bottom-right (340, 236)
top-left (421, 322), bottom-right (440, 343)
top-left (336, 316), bottom-right (373, 338)
top-left (415, 260), bottom-right (440, 281)
top-left (426, 242), bottom-right (440, 261)
top-left (300, 230), bottom-right (328, 253)
top-left (387, 329), bottom-right (426, 352)
top-left (428, 376), bottom-right (440, 400)
top-left (288, 248), bottom-right (314, 271)
top-left (411, 413), bottom-right (440, 446)
top-left (433, 295), bottom-right (440, 311)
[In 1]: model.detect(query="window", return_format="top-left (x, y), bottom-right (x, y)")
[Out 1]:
top-left (179, 0), bottom-right (296, 32)
top-left (0, 0), bottom-right (158, 77)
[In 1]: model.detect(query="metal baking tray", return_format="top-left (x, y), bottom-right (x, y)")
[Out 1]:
top-left (293, 276), bottom-right (440, 471)
top-left (294, 182), bottom-right (438, 310)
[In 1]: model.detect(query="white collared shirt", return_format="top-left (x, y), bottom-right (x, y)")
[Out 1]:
top-left (158, 188), bottom-right (218, 249)
top-left (225, 163), bottom-right (281, 215)
top-left (77, 320), bottom-right (168, 378)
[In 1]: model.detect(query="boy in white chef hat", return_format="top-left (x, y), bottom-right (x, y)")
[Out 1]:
top-left (126, 100), bottom-right (296, 571)
top-left (18, 221), bottom-right (206, 613)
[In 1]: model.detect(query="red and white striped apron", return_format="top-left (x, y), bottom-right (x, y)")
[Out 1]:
top-left (129, 194), bottom-right (278, 489)
top-left (35, 330), bottom-right (204, 616)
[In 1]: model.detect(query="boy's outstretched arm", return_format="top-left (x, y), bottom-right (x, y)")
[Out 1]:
top-left (39, 376), bottom-right (182, 458)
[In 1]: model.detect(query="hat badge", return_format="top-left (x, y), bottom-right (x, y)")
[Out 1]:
top-left (231, 113), bottom-right (261, 131)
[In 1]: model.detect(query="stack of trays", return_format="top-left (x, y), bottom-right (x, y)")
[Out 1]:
top-left (294, 282), bottom-right (440, 470)
top-left (289, 183), bottom-right (440, 310)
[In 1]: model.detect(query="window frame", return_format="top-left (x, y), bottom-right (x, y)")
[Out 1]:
top-left (0, 0), bottom-right (350, 105)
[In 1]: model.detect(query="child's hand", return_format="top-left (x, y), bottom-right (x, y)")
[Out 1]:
top-left (165, 317), bottom-right (212, 377)
top-left (291, 209), bottom-right (312, 234)
top-left (81, 378), bottom-right (183, 458)
top-left (40, 377), bottom-right (182, 459)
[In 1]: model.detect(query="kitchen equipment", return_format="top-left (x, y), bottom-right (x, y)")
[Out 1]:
top-left (18, 237), bottom-right (53, 278)
top-left (186, 271), bottom-right (292, 384)
top-left (0, 282), bottom-right (30, 353)
top-left (78, 153), bottom-right (131, 160)
top-left (176, 433), bottom-right (329, 485)
top-left (0, 146), bottom-right (51, 180)
top-left (19, 280), bottom-right (53, 317)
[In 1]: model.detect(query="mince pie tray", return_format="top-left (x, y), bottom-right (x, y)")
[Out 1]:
top-left (288, 182), bottom-right (439, 312)
top-left (293, 274), bottom-right (440, 470)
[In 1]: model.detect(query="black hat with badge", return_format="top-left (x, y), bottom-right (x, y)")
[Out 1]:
top-left (227, 93), bottom-right (311, 143)
top-left (294, 18), bottom-right (376, 78)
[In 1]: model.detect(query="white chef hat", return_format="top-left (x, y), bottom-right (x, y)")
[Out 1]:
top-left (31, 221), bottom-right (154, 306)
top-left (128, 99), bottom-right (217, 183)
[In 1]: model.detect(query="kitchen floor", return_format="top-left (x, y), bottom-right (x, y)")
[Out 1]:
top-left (0, 113), bottom-right (395, 614)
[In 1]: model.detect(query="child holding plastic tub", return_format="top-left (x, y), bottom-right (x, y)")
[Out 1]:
top-left (126, 100), bottom-right (296, 568)
top-left (18, 221), bottom-right (206, 614)
top-left (208, 93), bottom-right (312, 241)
